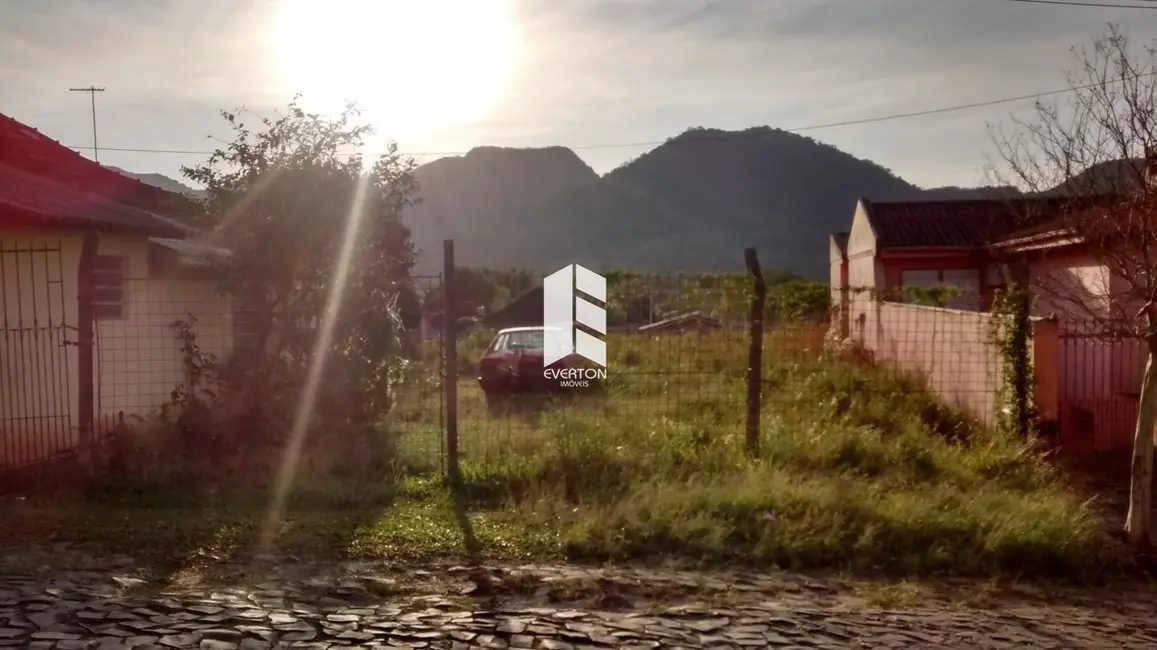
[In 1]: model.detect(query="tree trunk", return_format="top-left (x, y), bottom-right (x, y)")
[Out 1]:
top-left (1125, 348), bottom-right (1157, 545)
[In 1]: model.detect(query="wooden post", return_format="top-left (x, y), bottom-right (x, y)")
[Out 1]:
top-left (442, 240), bottom-right (459, 484)
top-left (77, 229), bottom-right (99, 469)
top-left (744, 247), bottom-right (766, 457)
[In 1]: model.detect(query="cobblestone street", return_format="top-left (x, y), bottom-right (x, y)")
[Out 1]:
top-left (2, 556), bottom-right (1157, 649)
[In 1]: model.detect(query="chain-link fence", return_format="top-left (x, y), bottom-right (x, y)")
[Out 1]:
top-left (451, 280), bottom-right (754, 474)
top-left (379, 247), bottom-right (1032, 480)
top-left (387, 273), bottom-right (445, 474)
top-left (1, 236), bottom-right (1034, 491)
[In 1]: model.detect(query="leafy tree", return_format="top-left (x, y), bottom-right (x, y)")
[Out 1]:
top-left (767, 279), bottom-right (830, 322)
top-left (484, 268), bottom-right (534, 307)
top-left (422, 266), bottom-right (499, 326)
top-left (182, 99), bottom-right (419, 436)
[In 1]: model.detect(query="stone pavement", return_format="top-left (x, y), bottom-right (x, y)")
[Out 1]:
top-left (3, 559), bottom-right (1157, 649)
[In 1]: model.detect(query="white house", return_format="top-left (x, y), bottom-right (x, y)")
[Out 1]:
top-left (0, 112), bottom-right (235, 471)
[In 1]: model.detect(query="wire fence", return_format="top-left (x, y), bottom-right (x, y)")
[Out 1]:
top-left (838, 288), bottom-right (1007, 430)
top-left (388, 274), bottom-right (445, 474)
top-left (93, 275), bottom-right (232, 433)
top-left (440, 294), bottom-right (755, 474)
top-left (2, 238), bottom-right (1053, 489)
top-left (388, 262), bottom-right (1022, 479)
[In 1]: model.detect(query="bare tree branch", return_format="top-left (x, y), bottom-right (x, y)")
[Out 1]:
top-left (989, 24), bottom-right (1157, 546)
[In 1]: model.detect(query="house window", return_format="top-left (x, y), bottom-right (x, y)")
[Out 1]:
top-left (899, 268), bottom-right (981, 310)
top-left (899, 270), bottom-right (940, 303)
top-left (92, 255), bottom-right (125, 320)
top-left (985, 264), bottom-right (1007, 286)
top-left (900, 269), bottom-right (940, 292)
top-left (942, 269), bottom-right (981, 310)
top-left (232, 294), bottom-right (261, 352)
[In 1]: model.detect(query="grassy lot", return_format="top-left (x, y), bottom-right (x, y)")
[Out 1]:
top-left (0, 325), bottom-right (1123, 582)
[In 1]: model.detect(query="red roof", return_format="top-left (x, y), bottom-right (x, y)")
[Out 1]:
top-left (0, 112), bottom-right (189, 236)
top-left (830, 231), bottom-right (849, 257)
top-left (862, 197), bottom-right (1068, 249)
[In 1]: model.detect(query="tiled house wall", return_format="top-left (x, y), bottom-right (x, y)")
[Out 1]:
top-left (0, 229), bottom-right (234, 468)
top-left (869, 302), bottom-right (1003, 426)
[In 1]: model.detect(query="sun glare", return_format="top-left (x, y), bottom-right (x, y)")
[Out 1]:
top-left (271, 0), bottom-right (519, 143)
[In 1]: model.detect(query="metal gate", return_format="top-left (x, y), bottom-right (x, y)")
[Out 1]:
top-left (1057, 322), bottom-right (1146, 453)
top-left (0, 239), bottom-right (76, 477)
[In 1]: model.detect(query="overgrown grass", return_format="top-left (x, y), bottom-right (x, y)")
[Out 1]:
top-left (387, 325), bottom-right (1116, 578)
top-left (0, 326), bottom-right (1121, 582)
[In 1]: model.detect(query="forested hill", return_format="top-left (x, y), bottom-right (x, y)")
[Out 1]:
top-left (403, 127), bottom-right (1016, 278)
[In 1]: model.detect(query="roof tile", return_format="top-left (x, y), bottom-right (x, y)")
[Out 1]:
top-left (865, 197), bottom-right (1066, 249)
top-left (0, 112), bottom-right (190, 236)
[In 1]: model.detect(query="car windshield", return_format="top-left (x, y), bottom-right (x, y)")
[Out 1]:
top-left (504, 330), bottom-right (544, 350)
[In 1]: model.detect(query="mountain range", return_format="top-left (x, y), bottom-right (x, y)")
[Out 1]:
top-left (106, 166), bottom-right (208, 199)
top-left (111, 127), bottom-right (1018, 278)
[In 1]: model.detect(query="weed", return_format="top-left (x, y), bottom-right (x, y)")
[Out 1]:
top-left (4, 327), bottom-right (1119, 581)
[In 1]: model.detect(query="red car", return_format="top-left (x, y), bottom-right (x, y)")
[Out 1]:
top-left (477, 326), bottom-right (599, 407)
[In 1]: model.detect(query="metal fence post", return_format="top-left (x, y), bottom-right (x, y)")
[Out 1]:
top-left (442, 240), bottom-right (459, 483)
top-left (744, 247), bottom-right (766, 457)
top-left (77, 229), bottom-right (99, 470)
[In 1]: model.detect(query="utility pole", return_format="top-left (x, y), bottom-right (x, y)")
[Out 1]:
top-left (69, 86), bottom-right (105, 162)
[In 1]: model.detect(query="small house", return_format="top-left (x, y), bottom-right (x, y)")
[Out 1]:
top-left (0, 112), bottom-right (235, 472)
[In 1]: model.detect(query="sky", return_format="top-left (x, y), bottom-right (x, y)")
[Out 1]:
top-left (2, 0), bottom-right (1157, 189)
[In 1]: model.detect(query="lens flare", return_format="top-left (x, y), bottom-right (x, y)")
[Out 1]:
top-left (257, 133), bottom-right (389, 553)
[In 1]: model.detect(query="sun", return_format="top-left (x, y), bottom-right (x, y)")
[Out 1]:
top-left (271, 0), bottom-right (519, 142)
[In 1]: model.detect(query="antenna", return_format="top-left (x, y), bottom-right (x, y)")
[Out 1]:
top-left (69, 86), bottom-right (105, 162)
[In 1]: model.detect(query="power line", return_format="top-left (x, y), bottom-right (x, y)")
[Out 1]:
top-left (63, 71), bottom-right (1157, 160)
top-left (1005, 0), bottom-right (1157, 8)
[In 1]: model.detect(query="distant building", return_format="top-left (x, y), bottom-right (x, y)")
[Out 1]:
top-left (485, 286), bottom-right (544, 329)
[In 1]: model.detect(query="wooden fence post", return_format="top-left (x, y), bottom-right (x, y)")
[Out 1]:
top-left (442, 240), bottom-right (460, 484)
top-left (744, 247), bottom-right (766, 457)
